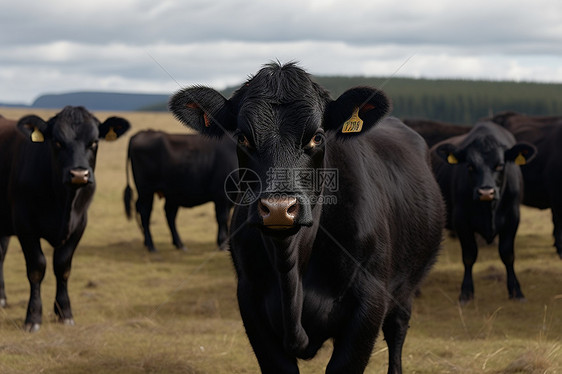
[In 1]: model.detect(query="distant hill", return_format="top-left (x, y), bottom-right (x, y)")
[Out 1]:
top-left (31, 91), bottom-right (171, 111)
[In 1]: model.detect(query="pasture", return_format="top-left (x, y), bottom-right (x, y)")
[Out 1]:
top-left (0, 108), bottom-right (561, 373)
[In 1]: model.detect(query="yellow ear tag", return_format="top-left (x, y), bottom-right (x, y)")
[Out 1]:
top-left (514, 153), bottom-right (526, 165)
top-left (342, 107), bottom-right (363, 133)
top-left (105, 126), bottom-right (118, 141)
top-left (447, 153), bottom-right (458, 164)
top-left (31, 126), bottom-right (44, 143)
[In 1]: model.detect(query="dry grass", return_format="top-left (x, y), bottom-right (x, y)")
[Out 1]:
top-left (1, 107), bottom-right (561, 373)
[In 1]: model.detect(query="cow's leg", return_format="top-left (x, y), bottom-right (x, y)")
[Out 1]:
top-left (53, 226), bottom-right (85, 325)
top-left (327, 293), bottom-right (385, 374)
top-left (214, 200), bottom-right (231, 251)
top-left (0, 236), bottom-right (9, 307)
top-left (551, 209), bottom-right (562, 259)
top-left (382, 300), bottom-right (413, 374)
top-left (164, 201), bottom-right (186, 251)
top-left (457, 230), bottom-right (478, 304)
top-left (237, 279), bottom-right (300, 374)
top-left (136, 192), bottom-right (157, 252)
top-left (18, 236), bottom-right (46, 332)
top-left (498, 226), bottom-right (524, 300)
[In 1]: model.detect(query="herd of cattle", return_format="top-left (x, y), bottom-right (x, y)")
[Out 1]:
top-left (0, 62), bottom-right (560, 373)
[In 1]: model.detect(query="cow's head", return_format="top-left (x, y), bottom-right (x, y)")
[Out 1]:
top-left (170, 62), bottom-right (389, 235)
top-left (435, 123), bottom-right (536, 202)
top-left (17, 106), bottom-right (130, 186)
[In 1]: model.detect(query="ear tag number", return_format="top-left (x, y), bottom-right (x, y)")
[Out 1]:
top-left (31, 127), bottom-right (44, 143)
top-left (514, 153), bottom-right (526, 165)
top-left (342, 107), bottom-right (363, 133)
top-left (105, 126), bottom-right (118, 141)
top-left (447, 153), bottom-right (458, 164)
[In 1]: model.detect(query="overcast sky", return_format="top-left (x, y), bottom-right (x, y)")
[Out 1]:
top-left (1, 0), bottom-right (561, 105)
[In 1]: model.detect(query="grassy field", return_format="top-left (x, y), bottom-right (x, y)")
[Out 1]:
top-left (0, 107), bottom-right (561, 373)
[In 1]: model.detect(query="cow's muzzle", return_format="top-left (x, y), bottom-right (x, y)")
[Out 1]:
top-left (477, 187), bottom-right (495, 201)
top-left (70, 169), bottom-right (90, 185)
top-left (258, 196), bottom-right (299, 230)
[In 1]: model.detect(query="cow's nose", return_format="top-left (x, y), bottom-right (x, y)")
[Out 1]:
top-left (258, 197), bottom-right (299, 229)
top-left (478, 187), bottom-right (495, 201)
top-left (70, 169), bottom-right (90, 185)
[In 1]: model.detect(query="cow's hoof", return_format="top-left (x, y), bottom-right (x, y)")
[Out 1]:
top-left (24, 323), bottom-right (41, 333)
top-left (0, 298), bottom-right (6, 308)
top-left (177, 246), bottom-right (188, 252)
top-left (458, 293), bottom-right (473, 306)
top-left (60, 318), bottom-right (75, 326)
top-left (509, 294), bottom-right (526, 302)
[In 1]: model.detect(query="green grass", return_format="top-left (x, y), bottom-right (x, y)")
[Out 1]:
top-left (0, 108), bottom-right (561, 373)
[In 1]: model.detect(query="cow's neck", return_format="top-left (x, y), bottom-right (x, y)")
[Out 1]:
top-left (261, 195), bottom-right (323, 355)
top-left (51, 182), bottom-right (94, 245)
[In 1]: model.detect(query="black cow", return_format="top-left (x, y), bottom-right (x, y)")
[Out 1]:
top-left (431, 121), bottom-right (536, 303)
top-left (0, 106), bottom-right (129, 331)
top-left (403, 118), bottom-right (471, 148)
top-left (123, 130), bottom-right (237, 252)
top-left (491, 111), bottom-right (562, 258)
top-left (169, 62), bottom-right (444, 374)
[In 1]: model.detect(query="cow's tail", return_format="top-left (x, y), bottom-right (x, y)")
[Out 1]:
top-left (124, 142), bottom-right (133, 220)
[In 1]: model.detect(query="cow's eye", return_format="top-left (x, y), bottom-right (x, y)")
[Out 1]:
top-left (495, 163), bottom-right (505, 171)
top-left (55, 141), bottom-right (63, 149)
top-left (307, 131), bottom-right (325, 149)
top-left (88, 141), bottom-right (98, 150)
top-left (467, 164), bottom-right (474, 172)
top-left (237, 134), bottom-right (251, 148)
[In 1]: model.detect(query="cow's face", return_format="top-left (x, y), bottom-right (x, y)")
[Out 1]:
top-left (436, 137), bottom-right (536, 202)
top-left (17, 106), bottom-right (130, 187)
top-left (170, 63), bottom-right (390, 235)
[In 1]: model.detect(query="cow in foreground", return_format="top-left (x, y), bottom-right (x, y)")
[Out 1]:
top-left (491, 111), bottom-right (562, 258)
top-left (170, 62), bottom-right (445, 374)
top-left (431, 121), bottom-right (536, 303)
top-left (0, 106), bottom-right (129, 331)
top-left (123, 130), bottom-right (237, 252)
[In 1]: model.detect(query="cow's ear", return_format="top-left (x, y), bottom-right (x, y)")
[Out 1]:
top-left (98, 117), bottom-right (130, 141)
top-left (505, 142), bottom-right (537, 165)
top-left (17, 115), bottom-right (50, 143)
top-left (323, 87), bottom-right (390, 137)
top-left (169, 86), bottom-right (235, 137)
top-left (435, 143), bottom-right (462, 165)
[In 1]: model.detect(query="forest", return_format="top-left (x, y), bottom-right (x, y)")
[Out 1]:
top-left (140, 76), bottom-right (562, 125)
top-left (311, 76), bottom-right (562, 125)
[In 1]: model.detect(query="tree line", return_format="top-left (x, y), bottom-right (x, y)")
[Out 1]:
top-left (144, 76), bottom-right (562, 125)
top-left (313, 76), bottom-right (562, 125)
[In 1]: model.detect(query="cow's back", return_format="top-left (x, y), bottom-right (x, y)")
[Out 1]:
top-left (129, 130), bottom-right (236, 206)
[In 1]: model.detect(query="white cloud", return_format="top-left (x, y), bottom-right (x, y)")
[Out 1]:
top-left (0, 0), bottom-right (561, 104)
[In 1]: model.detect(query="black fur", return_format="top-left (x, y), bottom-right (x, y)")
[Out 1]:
top-left (0, 106), bottom-right (129, 331)
top-left (170, 62), bottom-right (444, 373)
top-left (124, 130), bottom-right (237, 252)
top-left (491, 111), bottom-right (562, 259)
top-left (431, 121), bottom-right (536, 302)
